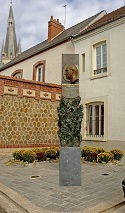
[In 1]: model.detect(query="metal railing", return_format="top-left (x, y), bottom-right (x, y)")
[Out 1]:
top-left (94, 67), bottom-right (107, 75)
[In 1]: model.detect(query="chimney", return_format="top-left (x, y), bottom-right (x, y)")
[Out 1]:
top-left (48, 16), bottom-right (64, 41)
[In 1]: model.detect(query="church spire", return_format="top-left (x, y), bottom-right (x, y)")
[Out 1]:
top-left (1, 1), bottom-right (21, 65)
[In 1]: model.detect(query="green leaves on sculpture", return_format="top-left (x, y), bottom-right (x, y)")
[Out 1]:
top-left (57, 96), bottom-right (83, 147)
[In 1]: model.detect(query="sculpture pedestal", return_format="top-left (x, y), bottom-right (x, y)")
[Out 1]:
top-left (59, 147), bottom-right (81, 186)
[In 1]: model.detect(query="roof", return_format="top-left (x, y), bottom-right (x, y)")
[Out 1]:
top-left (76, 5), bottom-right (125, 37)
top-left (0, 11), bottom-right (104, 71)
top-left (1, 5), bottom-right (125, 71)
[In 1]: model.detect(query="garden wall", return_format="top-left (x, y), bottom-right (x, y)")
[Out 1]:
top-left (0, 75), bottom-right (61, 149)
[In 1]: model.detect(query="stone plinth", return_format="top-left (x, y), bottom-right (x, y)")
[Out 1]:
top-left (59, 147), bottom-right (81, 186)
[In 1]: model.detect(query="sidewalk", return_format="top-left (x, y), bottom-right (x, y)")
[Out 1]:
top-left (0, 155), bottom-right (125, 213)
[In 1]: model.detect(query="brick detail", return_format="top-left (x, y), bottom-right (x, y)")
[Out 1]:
top-left (35, 85), bottom-right (40, 99)
top-left (0, 144), bottom-right (59, 149)
top-left (51, 93), bottom-right (56, 102)
top-left (0, 75), bottom-right (62, 100)
top-left (48, 16), bottom-right (64, 41)
top-left (0, 79), bottom-right (4, 95)
top-left (11, 69), bottom-right (23, 77)
top-left (18, 82), bottom-right (23, 97)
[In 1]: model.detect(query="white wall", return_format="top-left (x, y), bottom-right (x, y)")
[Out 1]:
top-left (74, 19), bottom-right (125, 144)
top-left (0, 41), bottom-right (74, 85)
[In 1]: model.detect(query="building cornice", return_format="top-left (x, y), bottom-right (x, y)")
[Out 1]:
top-left (73, 16), bottom-right (125, 43)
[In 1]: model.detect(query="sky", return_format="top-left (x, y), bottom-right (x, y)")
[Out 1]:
top-left (0, 0), bottom-right (125, 53)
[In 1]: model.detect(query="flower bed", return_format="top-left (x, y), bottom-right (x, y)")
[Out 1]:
top-left (12, 146), bottom-right (124, 163)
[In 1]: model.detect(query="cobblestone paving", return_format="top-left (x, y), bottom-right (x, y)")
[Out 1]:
top-left (0, 155), bottom-right (125, 213)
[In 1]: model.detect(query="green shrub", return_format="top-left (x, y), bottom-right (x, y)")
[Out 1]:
top-left (13, 149), bottom-right (25, 161)
top-left (97, 152), bottom-right (114, 163)
top-left (22, 150), bottom-right (36, 163)
top-left (86, 151), bottom-right (98, 162)
top-left (81, 146), bottom-right (106, 162)
top-left (13, 147), bottom-right (60, 163)
top-left (92, 147), bottom-right (106, 154)
top-left (36, 152), bottom-right (46, 161)
top-left (34, 148), bottom-right (48, 161)
top-left (51, 147), bottom-right (60, 158)
top-left (12, 146), bottom-right (124, 164)
top-left (87, 147), bottom-right (106, 162)
top-left (32, 148), bottom-right (41, 153)
top-left (32, 147), bottom-right (48, 153)
top-left (110, 149), bottom-right (124, 161)
top-left (81, 146), bottom-right (92, 159)
top-left (32, 147), bottom-right (59, 161)
top-left (45, 148), bottom-right (58, 160)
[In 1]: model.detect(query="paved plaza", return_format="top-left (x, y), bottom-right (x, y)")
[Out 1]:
top-left (0, 154), bottom-right (125, 213)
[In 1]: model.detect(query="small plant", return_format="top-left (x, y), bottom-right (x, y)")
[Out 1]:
top-left (97, 152), bottom-right (114, 163)
top-left (110, 149), bottom-right (124, 161)
top-left (86, 151), bottom-right (98, 162)
top-left (86, 147), bottom-right (106, 162)
top-left (51, 147), bottom-right (60, 158)
top-left (81, 146), bottom-right (92, 159)
top-left (81, 146), bottom-right (106, 162)
top-left (13, 149), bottom-right (25, 161)
top-left (35, 148), bottom-right (48, 161)
top-left (22, 150), bottom-right (36, 163)
top-left (32, 148), bottom-right (41, 153)
top-left (36, 152), bottom-right (46, 161)
top-left (45, 148), bottom-right (58, 160)
top-left (92, 147), bottom-right (106, 154)
top-left (12, 146), bottom-right (124, 164)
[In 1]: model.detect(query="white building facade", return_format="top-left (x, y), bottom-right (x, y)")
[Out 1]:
top-left (74, 16), bottom-right (125, 150)
top-left (0, 6), bottom-right (125, 151)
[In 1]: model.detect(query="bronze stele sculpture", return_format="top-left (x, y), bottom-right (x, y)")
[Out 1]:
top-left (58, 54), bottom-right (83, 186)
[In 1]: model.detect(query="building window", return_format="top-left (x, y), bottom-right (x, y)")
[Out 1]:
top-left (37, 65), bottom-right (44, 81)
top-left (82, 53), bottom-right (85, 72)
top-left (93, 42), bottom-right (107, 75)
top-left (11, 69), bottom-right (23, 78)
top-left (33, 61), bottom-right (45, 82)
top-left (14, 73), bottom-right (22, 78)
top-left (86, 103), bottom-right (104, 137)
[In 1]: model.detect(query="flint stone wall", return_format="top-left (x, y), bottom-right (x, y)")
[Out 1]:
top-left (0, 75), bottom-right (61, 148)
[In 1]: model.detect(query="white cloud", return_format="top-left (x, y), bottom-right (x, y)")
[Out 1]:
top-left (0, 0), bottom-right (125, 52)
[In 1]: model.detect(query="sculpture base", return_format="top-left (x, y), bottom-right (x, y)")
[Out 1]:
top-left (59, 147), bottom-right (81, 186)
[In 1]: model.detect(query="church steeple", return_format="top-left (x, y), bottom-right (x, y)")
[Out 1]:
top-left (1, 0), bottom-right (21, 65)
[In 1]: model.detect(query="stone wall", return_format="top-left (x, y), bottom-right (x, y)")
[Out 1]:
top-left (0, 75), bottom-right (61, 149)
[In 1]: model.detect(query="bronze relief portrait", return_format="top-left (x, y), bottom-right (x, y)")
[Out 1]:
top-left (63, 64), bottom-right (79, 84)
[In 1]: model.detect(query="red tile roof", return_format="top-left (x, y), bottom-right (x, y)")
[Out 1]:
top-left (79, 5), bottom-right (125, 36)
